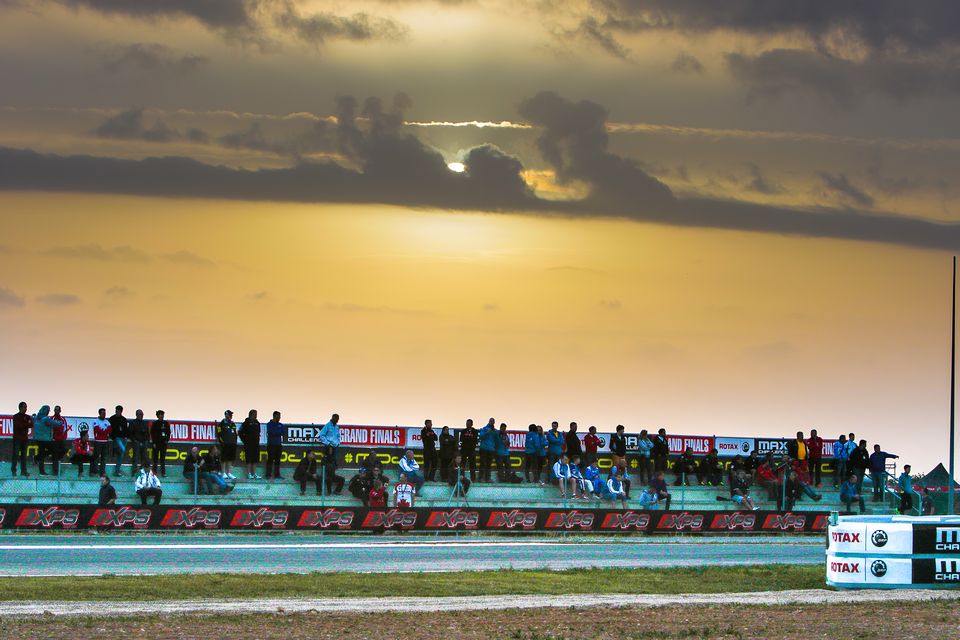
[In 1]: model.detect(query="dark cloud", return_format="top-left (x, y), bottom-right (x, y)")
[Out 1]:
top-left (565, 16), bottom-right (630, 60)
top-left (92, 108), bottom-right (194, 143)
top-left (36, 293), bottom-right (81, 306)
top-left (671, 52), bottom-right (703, 74)
top-left (162, 250), bottom-right (216, 268)
top-left (58, 0), bottom-right (254, 30)
top-left (745, 163), bottom-right (781, 195)
top-left (0, 287), bottom-right (26, 308)
top-left (274, 5), bottom-right (407, 45)
top-left (97, 43), bottom-right (208, 74)
top-left (44, 243), bottom-right (151, 262)
top-left (819, 172), bottom-right (874, 208)
top-left (3, 92), bottom-right (960, 251)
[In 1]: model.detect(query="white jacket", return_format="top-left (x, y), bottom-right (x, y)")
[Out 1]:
top-left (135, 470), bottom-right (161, 491)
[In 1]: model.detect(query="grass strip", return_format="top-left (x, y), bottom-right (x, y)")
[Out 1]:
top-left (0, 565), bottom-right (822, 601)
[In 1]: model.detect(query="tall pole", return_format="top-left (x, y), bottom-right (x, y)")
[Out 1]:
top-left (950, 256), bottom-right (956, 516)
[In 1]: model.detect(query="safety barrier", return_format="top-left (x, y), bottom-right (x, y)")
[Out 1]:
top-left (826, 514), bottom-right (960, 588)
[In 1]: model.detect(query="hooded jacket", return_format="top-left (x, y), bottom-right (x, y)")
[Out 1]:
top-left (479, 424), bottom-right (498, 452)
top-left (32, 405), bottom-right (58, 443)
top-left (546, 430), bottom-right (564, 456)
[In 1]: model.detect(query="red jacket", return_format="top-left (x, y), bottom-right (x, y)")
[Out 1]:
top-left (93, 420), bottom-right (111, 442)
top-left (53, 415), bottom-right (69, 441)
top-left (73, 437), bottom-right (93, 456)
top-left (805, 436), bottom-right (824, 460)
top-left (12, 413), bottom-right (32, 441)
top-left (368, 486), bottom-right (387, 508)
top-left (757, 464), bottom-right (778, 483)
top-left (584, 434), bottom-right (602, 454)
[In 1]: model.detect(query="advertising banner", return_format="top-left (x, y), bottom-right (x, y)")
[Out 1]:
top-left (715, 437), bottom-right (754, 457)
top-left (0, 504), bottom-right (829, 533)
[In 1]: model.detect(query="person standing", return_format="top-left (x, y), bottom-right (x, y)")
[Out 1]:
top-left (109, 405), bottom-right (129, 477)
top-left (265, 411), bottom-right (285, 480)
top-left (420, 419), bottom-right (438, 482)
top-left (32, 405), bottom-right (58, 476)
top-left (546, 422), bottom-right (563, 483)
top-left (240, 409), bottom-right (262, 479)
top-left (478, 418), bottom-right (497, 483)
top-left (496, 423), bottom-right (511, 482)
top-left (832, 434), bottom-right (849, 488)
top-left (786, 431), bottom-right (806, 463)
top-left (868, 444), bottom-right (899, 502)
top-left (898, 464), bottom-right (915, 514)
top-left (318, 413), bottom-right (341, 469)
top-left (537, 425), bottom-right (548, 484)
top-left (651, 428), bottom-right (670, 474)
top-left (11, 402), bottom-right (32, 477)
top-left (128, 409), bottom-right (150, 470)
top-left (564, 422), bottom-right (582, 462)
top-left (524, 424), bottom-right (541, 483)
top-left (583, 426), bottom-right (601, 465)
top-left (217, 410), bottom-right (238, 480)
top-left (134, 464), bottom-right (163, 505)
top-left (438, 426), bottom-right (457, 483)
top-left (149, 409), bottom-right (170, 477)
top-left (459, 419), bottom-right (479, 481)
top-left (806, 429), bottom-right (824, 487)
top-left (51, 405), bottom-right (69, 472)
top-left (609, 424), bottom-right (628, 478)
top-left (91, 407), bottom-right (112, 477)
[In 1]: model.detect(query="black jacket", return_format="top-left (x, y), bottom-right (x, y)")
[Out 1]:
top-left (217, 419), bottom-right (238, 445)
top-left (564, 431), bottom-right (583, 456)
top-left (439, 433), bottom-right (458, 458)
top-left (239, 418), bottom-right (260, 446)
top-left (150, 419), bottom-right (170, 445)
top-left (109, 414), bottom-right (128, 440)
top-left (421, 428), bottom-right (438, 451)
top-left (849, 447), bottom-right (870, 472)
top-left (652, 435), bottom-right (670, 457)
top-left (294, 458), bottom-right (318, 481)
top-left (459, 427), bottom-right (479, 453)
top-left (128, 419), bottom-right (149, 443)
top-left (609, 434), bottom-right (627, 456)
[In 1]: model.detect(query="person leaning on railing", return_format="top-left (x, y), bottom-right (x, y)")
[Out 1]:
top-left (868, 444), bottom-right (898, 503)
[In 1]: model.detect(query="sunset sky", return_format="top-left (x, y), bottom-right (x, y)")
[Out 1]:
top-left (2, 1), bottom-right (959, 472)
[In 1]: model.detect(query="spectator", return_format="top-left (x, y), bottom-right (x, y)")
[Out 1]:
top-left (265, 411), bottom-right (285, 480)
top-left (730, 488), bottom-right (758, 511)
top-left (832, 434), bottom-right (849, 488)
top-left (128, 409), bottom-right (150, 470)
top-left (91, 407), bottom-right (111, 477)
top-left (552, 454), bottom-right (578, 500)
top-left (421, 419), bottom-right (438, 482)
top-left (496, 423), bottom-right (511, 482)
top-left (183, 446), bottom-right (201, 490)
top-left (868, 444), bottom-right (898, 502)
top-left (71, 427), bottom-right (94, 477)
top-left (583, 426), bottom-right (601, 465)
top-left (806, 429), bottom-right (824, 487)
top-left (674, 446), bottom-right (698, 486)
top-left (150, 409), bottom-right (171, 477)
top-left (348, 468), bottom-right (373, 504)
top-left (439, 426), bottom-right (457, 483)
top-left (786, 431), bottom-right (806, 463)
top-left (898, 465), bottom-right (915, 514)
top-left (604, 467), bottom-right (628, 508)
top-left (638, 485), bottom-right (659, 509)
top-left (32, 405), bottom-right (59, 476)
top-left (135, 464), bottom-right (162, 505)
top-left (730, 469), bottom-right (752, 498)
top-left (321, 453), bottom-right (345, 495)
top-left (51, 405), bottom-right (69, 472)
top-left (922, 488), bottom-right (936, 515)
top-left (459, 419), bottom-right (479, 481)
top-left (370, 465), bottom-right (392, 489)
top-left (98, 475), bottom-right (117, 506)
top-left (840, 473), bottom-right (865, 513)
top-left (727, 455), bottom-right (746, 487)
top-left (524, 424), bottom-right (542, 483)
top-left (399, 450), bottom-right (425, 492)
top-left (699, 448), bottom-right (723, 487)
top-left (217, 410), bottom-right (238, 480)
top-left (294, 451), bottom-right (322, 496)
top-left (448, 454), bottom-right (471, 496)
top-left (478, 418), bottom-right (497, 483)
top-left (318, 413), bottom-right (341, 463)
top-left (569, 455), bottom-right (590, 499)
top-left (545, 422), bottom-right (564, 483)
top-left (848, 439), bottom-right (870, 491)
top-left (564, 422), bottom-right (582, 461)
top-left (846, 432), bottom-right (857, 458)
top-left (10, 401), bottom-right (32, 478)
top-left (785, 471), bottom-right (822, 510)
top-left (537, 425), bottom-right (548, 484)
top-left (358, 449), bottom-right (378, 476)
top-left (583, 460), bottom-right (603, 498)
top-left (635, 429), bottom-right (654, 484)
top-left (744, 450), bottom-right (761, 483)
top-left (394, 473), bottom-right (415, 507)
top-left (756, 454), bottom-right (781, 504)
top-left (609, 424), bottom-right (628, 476)
top-left (650, 471), bottom-right (672, 509)
top-left (200, 445), bottom-right (231, 494)
top-left (651, 428), bottom-right (670, 474)
top-left (109, 405), bottom-right (128, 477)
top-left (239, 409), bottom-right (261, 480)
top-left (368, 479), bottom-right (387, 507)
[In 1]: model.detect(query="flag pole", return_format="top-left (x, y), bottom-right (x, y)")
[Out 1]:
top-left (950, 255), bottom-right (956, 515)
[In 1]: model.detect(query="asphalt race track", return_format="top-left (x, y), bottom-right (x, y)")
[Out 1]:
top-left (0, 535), bottom-right (824, 576)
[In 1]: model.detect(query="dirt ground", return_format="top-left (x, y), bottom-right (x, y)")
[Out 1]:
top-left (1, 601), bottom-right (956, 640)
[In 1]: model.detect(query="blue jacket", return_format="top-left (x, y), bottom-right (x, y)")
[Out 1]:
top-left (479, 425), bottom-right (498, 452)
top-left (833, 441), bottom-right (849, 461)
top-left (33, 405), bottom-right (58, 442)
top-left (840, 480), bottom-right (859, 501)
top-left (524, 432), bottom-right (540, 454)
top-left (495, 432), bottom-right (510, 456)
top-left (898, 472), bottom-right (913, 493)
top-left (584, 465), bottom-right (602, 484)
top-left (539, 433), bottom-right (548, 455)
top-left (635, 437), bottom-right (654, 457)
top-left (546, 430), bottom-right (564, 456)
top-left (266, 420), bottom-right (286, 445)
top-left (869, 451), bottom-right (898, 474)
top-left (318, 421), bottom-right (340, 448)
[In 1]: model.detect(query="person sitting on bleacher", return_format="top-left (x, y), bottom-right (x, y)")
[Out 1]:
top-left (731, 487), bottom-right (759, 511)
top-left (674, 447), bottom-right (698, 486)
top-left (637, 485), bottom-right (659, 509)
top-left (295, 451), bottom-right (323, 496)
top-left (368, 479), bottom-right (387, 507)
top-left (552, 454), bottom-right (581, 500)
top-left (569, 455), bottom-right (590, 498)
top-left (135, 464), bottom-right (163, 505)
top-left (394, 473), bottom-right (415, 507)
top-left (71, 427), bottom-right (95, 478)
top-left (583, 460), bottom-right (603, 498)
top-left (348, 468), bottom-right (373, 505)
top-left (699, 448), bottom-right (724, 487)
top-left (603, 467), bottom-right (628, 508)
top-left (399, 450), bottom-right (425, 492)
top-left (200, 445), bottom-right (234, 495)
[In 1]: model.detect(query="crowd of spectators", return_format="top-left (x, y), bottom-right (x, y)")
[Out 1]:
top-left (8, 402), bottom-right (927, 513)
